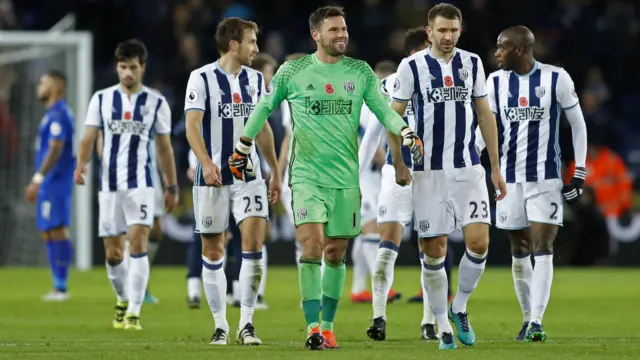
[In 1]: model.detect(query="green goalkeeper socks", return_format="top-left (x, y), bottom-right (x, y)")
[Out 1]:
top-left (321, 259), bottom-right (346, 331)
top-left (299, 258), bottom-right (322, 328)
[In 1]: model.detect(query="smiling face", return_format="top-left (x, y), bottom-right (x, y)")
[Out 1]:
top-left (312, 15), bottom-right (349, 56)
top-left (232, 28), bottom-right (259, 67)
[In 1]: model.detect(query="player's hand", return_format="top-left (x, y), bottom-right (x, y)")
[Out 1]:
top-left (24, 182), bottom-right (40, 203)
top-left (74, 164), bottom-right (87, 185)
top-left (400, 126), bottom-right (424, 165)
top-left (394, 164), bottom-right (412, 186)
top-left (562, 166), bottom-right (586, 205)
top-left (202, 161), bottom-right (222, 187)
top-left (186, 167), bottom-right (196, 183)
top-left (268, 173), bottom-right (282, 204)
top-left (164, 185), bottom-right (179, 212)
top-left (228, 138), bottom-right (255, 181)
top-left (491, 168), bottom-right (507, 201)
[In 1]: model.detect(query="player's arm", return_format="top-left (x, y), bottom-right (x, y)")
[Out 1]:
top-left (277, 100), bottom-right (291, 178)
top-left (154, 99), bottom-right (178, 192)
top-left (36, 115), bottom-right (67, 179)
top-left (558, 69), bottom-right (588, 204)
top-left (184, 72), bottom-right (222, 186)
top-left (358, 116), bottom-right (385, 175)
top-left (255, 121), bottom-right (279, 178)
top-left (387, 59), bottom-right (419, 167)
top-left (231, 65), bottom-right (289, 180)
top-left (74, 93), bottom-right (101, 184)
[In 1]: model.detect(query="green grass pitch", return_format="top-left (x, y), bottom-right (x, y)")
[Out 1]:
top-left (1, 266), bottom-right (639, 359)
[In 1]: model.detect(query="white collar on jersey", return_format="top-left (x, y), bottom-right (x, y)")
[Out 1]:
top-left (214, 59), bottom-right (243, 76)
top-left (116, 84), bottom-right (146, 96)
top-left (512, 61), bottom-right (540, 78)
top-left (425, 45), bottom-right (458, 62)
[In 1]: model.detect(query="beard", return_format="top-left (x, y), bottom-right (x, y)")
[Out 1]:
top-left (38, 92), bottom-right (50, 103)
top-left (320, 37), bottom-right (347, 56)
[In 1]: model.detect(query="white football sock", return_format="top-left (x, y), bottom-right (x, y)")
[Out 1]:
top-left (202, 255), bottom-right (229, 332)
top-left (361, 233), bottom-right (380, 276)
top-left (512, 254), bottom-right (533, 322)
top-left (126, 253), bottom-right (150, 316)
top-left (351, 236), bottom-right (368, 294)
top-left (531, 254), bottom-right (553, 324)
top-left (187, 277), bottom-right (201, 299)
top-left (258, 245), bottom-right (267, 297)
top-left (106, 259), bottom-right (128, 302)
top-left (452, 248), bottom-right (487, 314)
top-left (239, 251), bottom-right (263, 327)
top-left (372, 241), bottom-right (399, 319)
top-left (423, 255), bottom-right (453, 335)
top-left (420, 253), bottom-right (435, 325)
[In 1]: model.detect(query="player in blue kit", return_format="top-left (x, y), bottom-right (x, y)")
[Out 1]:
top-left (24, 70), bottom-right (75, 301)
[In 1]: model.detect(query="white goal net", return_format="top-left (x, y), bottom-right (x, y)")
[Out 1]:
top-left (0, 30), bottom-right (94, 270)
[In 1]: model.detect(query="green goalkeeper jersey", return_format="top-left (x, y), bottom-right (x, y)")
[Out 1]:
top-left (244, 53), bottom-right (407, 188)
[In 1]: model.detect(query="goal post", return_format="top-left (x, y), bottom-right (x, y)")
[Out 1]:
top-left (0, 31), bottom-right (94, 270)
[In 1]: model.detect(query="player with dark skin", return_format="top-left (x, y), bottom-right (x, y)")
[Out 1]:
top-left (494, 26), bottom-right (558, 283)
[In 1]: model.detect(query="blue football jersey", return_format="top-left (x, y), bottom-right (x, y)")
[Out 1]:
top-left (36, 100), bottom-right (75, 188)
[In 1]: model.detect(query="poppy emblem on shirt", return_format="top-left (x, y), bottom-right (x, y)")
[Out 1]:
top-left (325, 83), bottom-right (335, 95)
top-left (124, 111), bottom-right (132, 121)
top-left (444, 76), bottom-right (453, 87)
top-left (233, 93), bottom-right (242, 103)
top-left (519, 97), bottom-right (528, 107)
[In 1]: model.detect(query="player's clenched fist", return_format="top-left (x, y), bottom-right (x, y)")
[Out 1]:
top-left (74, 163), bottom-right (87, 185)
top-left (164, 185), bottom-right (180, 212)
top-left (400, 126), bottom-right (424, 165)
top-left (201, 161), bottom-right (222, 187)
top-left (563, 166), bottom-right (586, 205)
top-left (228, 137), bottom-right (255, 181)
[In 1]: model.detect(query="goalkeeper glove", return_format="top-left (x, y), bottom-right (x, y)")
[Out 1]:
top-left (562, 166), bottom-right (586, 205)
top-left (400, 126), bottom-right (424, 165)
top-left (228, 138), bottom-right (255, 181)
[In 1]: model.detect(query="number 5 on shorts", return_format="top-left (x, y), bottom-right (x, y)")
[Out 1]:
top-left (140, 204), bottom-right (147, 220)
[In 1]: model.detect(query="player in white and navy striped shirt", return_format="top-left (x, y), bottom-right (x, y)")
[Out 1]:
top-left (388, 4), bottom-right (507, 349)
top-left (360, 28), bottom-right (439, 342)
top-left (484, 26), bottom-right (587, 342)
top-left (183, 18), bottom-right (281, 346)
top-left (74, 39), bottom-right (179, 330)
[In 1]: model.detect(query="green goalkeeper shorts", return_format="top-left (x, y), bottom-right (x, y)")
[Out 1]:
top-left (290, 183), bottom-right (361, 238)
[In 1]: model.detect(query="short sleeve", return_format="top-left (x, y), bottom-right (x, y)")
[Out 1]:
top-left (392, 58), bottom-right (415, 102)
top-left (472, 56), bottom-right (488, 99)
top-left (154, 98), bottom-right (172, 134)
top-left (184, 72), bottom-right (206, 112)
top-left (48, 111), bottom-right (69, 141)
top-left (84, 92), bottom-right (102, 127)
top-left (486, 74), bottom-right (498, 114)
top-left (556, 69), bottom-right (579, 109)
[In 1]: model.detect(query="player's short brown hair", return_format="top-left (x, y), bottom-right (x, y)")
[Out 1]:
top-left (428, 3), bottom-right (463, 25)
top-left (285, 53), bottom-right (307, 61)
top-left (251, 53), bottom-right (278, 72)
top-left (375, 60), bottom-right (397, 76)
top-left (215, 17), bottom-right (260, 54)
top-left (115, 39), bottom-right (148, 65)
top-left (309, 6), bottom-right (346, 31)
top-left (404, 27), bottom-right (430, 55)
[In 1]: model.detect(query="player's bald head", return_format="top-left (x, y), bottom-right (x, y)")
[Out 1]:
top-left (499, 26), bottom-right (535, 50)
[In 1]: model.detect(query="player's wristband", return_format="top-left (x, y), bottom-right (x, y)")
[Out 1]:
top-left (573, 166), bottom-right (586, 180)
top-left (234, 138), bottom-right (252, 156)
top-left (167, 185), bottom-right (179, 195)
top-left (32, 172), bottom-right (44, 184)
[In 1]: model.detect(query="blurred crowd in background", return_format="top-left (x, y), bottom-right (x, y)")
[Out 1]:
top-left (1, 0), bottom-right (640, 265)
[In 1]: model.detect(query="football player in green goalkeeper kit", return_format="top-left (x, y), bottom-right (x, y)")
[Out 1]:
top-left (228, 6), bottom-right (424, 351)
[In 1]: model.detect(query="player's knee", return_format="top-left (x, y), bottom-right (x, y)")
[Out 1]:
top-left (378, 223), bottom-right (403, 245)
top-left (201, 233), bottom-right (225, 261)
top-left (324, 239), bottom-right (348, 263)
top-left (464, 225), bottom-right (490, 254)
top-left (128, 226), bottom-right (150, 254)
top-left (508, 230), bottom-right (530, 255)
top-left (421, 236), bottom-right (447, 258)
top-left (48, 227), bottom-right (69, 240)
top-left (530, 223), bottom-right (558, 254)
top-left (105, 247), bottom-right (124, 264)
